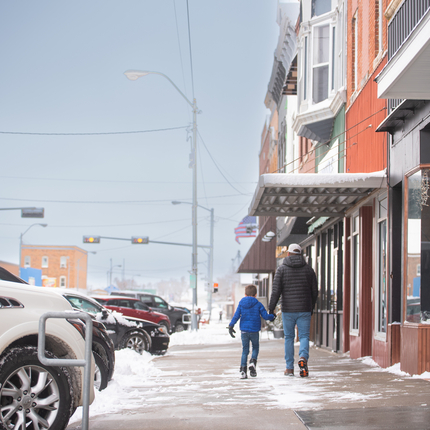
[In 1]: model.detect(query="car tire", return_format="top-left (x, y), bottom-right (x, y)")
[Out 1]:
top-left (0, 346), bottom-right (72, 430)
top-left (175, 322), bottom-right (186, 332)
top-left (93, 352), bottom-right (109, 391)
top-left (119, 330), bottom-right (151, 354)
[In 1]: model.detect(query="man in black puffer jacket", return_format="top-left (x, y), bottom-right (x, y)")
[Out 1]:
top-left (269, 243), bottom-right (318, 378)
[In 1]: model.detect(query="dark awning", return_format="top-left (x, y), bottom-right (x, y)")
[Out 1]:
top-left (249, 171), bottom-right (387, 218)
top-left (237, 217), bottom-right (277, 274)
top-left (376, 100), bottom-right (428, 134)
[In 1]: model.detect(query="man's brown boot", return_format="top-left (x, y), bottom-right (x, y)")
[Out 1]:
top-left (284, 368), bottom-right (294, 377)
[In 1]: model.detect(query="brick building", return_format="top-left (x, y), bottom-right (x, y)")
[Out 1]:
top-left (21, 245), bottom-right (89, 290)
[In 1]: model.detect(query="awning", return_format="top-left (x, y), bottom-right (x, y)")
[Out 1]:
top-left (376, 100), bottom-right (428, 134)
top-left (237, 217), bottom-right (277, 274)
top-left (249, 171), bottom-right (387, 218)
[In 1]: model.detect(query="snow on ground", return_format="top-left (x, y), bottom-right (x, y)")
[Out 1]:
top-left (69, 322), bottom-right (430, 424)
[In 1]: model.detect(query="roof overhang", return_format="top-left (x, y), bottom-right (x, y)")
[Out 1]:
top-left (249, 171), bottom-right (387, 218)
top-left (376, 99), bottom-right (428, 134)
top-left (376, 9), bottom-right (430, 99)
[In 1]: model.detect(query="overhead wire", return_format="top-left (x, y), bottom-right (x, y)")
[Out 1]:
top-left (198, 131), bottom-right (253, 196)
top-left (186, 0), bottom-right (195, 100)
top-left (0, 126), bottom-right (188, 136)
top-left (273, 106), bottom-right (387, 174)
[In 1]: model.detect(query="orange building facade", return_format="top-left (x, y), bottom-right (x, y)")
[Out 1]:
top-left (21, 245), bottom-right (89, 290)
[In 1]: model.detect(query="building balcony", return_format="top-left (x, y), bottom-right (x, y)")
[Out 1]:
top-left (377, 0), bottom-right (430, 99)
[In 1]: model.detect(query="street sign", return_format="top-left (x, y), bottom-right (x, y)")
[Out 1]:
top-left (21, 208), bottom-right (44, 218)
top-left (213, 282), bottom-right (219, 293)
top-left (190, 274), bottom-right (196, 289)
top-left (131, 236), bottom-right (149, 244)
top-left (83, 236), bottom-right (101, 244)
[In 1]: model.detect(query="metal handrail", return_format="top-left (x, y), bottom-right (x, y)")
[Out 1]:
top-left (38, 311), bottom-right (93, 430)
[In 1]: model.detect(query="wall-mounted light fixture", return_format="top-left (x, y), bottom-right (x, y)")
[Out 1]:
top-left (262, 231), bottom-right (276, 242)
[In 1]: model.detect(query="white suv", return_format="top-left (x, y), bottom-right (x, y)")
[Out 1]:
top-left (0, 271), bottom-right (95, 430)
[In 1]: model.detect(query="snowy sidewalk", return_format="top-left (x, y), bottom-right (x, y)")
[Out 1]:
top-left (67, 324), bottom-right (430, 429)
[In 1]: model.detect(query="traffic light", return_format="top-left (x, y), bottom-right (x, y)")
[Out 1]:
top-left (131, 236), bottom-right (149, 244)
top-left (213, 283), bottom-right (219, 293)
top-left (83, 236), bottom-right (101, 244)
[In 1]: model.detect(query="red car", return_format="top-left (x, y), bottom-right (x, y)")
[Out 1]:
top-left (93, 296), bottom-right (171, 332)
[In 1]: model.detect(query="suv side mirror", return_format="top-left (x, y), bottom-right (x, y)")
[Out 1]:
top-left (101, 309), bottom-right (109, 320)
top-left (168, 305), bottom-right (173, 311)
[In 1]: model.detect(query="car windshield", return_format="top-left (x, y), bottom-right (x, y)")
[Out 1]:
top-left (64, 295), bottom-right (104, 315)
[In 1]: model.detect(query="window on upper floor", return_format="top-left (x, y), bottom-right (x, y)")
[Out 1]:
top-left (60, 256), bottom-right (68, 268)
top-left (24, 256), bottom-right (31, 268)
top-left (375, 0), bottom-right (383, 56)
top-left (42, 256), bottom-right (48, 268)
top-left (312, 0), bottom-right (331, 17)
top-left (352, 12), bottom-right (358, 92)
top-left (312, 24), bottom-right (330, 104)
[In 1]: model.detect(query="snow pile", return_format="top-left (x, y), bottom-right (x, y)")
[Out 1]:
top-left (358, 356), bottom-right (430, 379)
top-left (69, 349), bottom-right (159, 424)
top-left (169, 323), bottom-right (236, 346)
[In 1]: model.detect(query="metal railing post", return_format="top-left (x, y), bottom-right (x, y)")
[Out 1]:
top-left (38, 311), bottom-right (93, 430)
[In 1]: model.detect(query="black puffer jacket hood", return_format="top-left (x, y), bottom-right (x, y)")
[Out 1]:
top-left (269, 254), bottom-right (318, 314)
top-left (283, 254), bottom-right (307, 269)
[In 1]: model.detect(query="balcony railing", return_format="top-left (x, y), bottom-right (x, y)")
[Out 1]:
top-left (388, 0), bottom-right (430, 61)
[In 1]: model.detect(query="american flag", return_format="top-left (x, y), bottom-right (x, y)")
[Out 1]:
top-left (234, 216), bottom-right (258, 244)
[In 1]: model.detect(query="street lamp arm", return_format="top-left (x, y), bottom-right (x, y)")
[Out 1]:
top-left (124, 70), bottom-right (195, 109)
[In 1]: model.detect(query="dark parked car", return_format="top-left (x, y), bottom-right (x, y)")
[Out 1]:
top-left (93, 296), bottom-right (171, 332)
top-left (62, 292), bottom-right (170, 355)
top-left (69, 315), bottom-right (115, 391)
top-left (112, 291), bottom-right (191, 332)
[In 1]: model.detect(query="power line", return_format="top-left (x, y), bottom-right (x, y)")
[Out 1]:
top-left (186, 0), bottom-right (195, 100)
top-left (0, 192), bottom-right (252, 205)
top-left (198, 131), bottom-right (252, 196)
top-left (0, 125), bottom-right (188, 136)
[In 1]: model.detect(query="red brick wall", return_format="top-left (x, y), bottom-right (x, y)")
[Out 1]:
top-left (21, 245), bottom-right (88, 290)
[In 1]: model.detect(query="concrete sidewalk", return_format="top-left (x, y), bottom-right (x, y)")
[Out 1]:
top-left (67, 336), bottom-right (430, 430)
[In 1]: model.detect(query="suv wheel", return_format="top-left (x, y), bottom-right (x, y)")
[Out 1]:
top-left (120, 330), bottom-right (151, 354)
top-left (0, 346), bottom-right (72, 430)
top-left (93, 352), bottom-right (109, 391)
top-left (175, 322), bottom-right (185, 332)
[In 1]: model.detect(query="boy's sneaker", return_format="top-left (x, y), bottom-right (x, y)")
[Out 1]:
top-left (298, 357), bottom-right (308, 377)
top-left (284, 368), bottom-right (294, 377)
top-left (249, 359), bottom-right (257, 377)
top-left (240, 366), bottom-right (247, 379)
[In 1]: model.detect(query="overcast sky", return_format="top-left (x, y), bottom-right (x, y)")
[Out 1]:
top-left (0, 1), bottom-right (279, 291)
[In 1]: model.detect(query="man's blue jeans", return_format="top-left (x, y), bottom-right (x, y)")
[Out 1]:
top-left (241, 332), bottom-right (259, 367)
top-left (282, 312), bottom-right (311, 370)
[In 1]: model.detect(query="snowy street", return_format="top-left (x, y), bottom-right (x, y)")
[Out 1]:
top-left (67, 324), bottom-right (430, 430)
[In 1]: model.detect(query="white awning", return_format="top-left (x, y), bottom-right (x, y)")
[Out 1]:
top-left (249, 170), bottom-right (387, 218)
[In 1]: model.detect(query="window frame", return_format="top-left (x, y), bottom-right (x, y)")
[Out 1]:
top-left (42, 256), bottom-right (49, 268)
top-left (59, 276), bottom-right (67, 288)
top-left (375, 192), bottom-right (388, 337)
top-left (350, 213), bottom-right (360, 334)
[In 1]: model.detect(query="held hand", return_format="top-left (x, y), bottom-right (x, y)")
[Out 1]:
top-left (228, 326), bottom-right (236, 338)
top-left (269, 314), bottom-right (276, 321)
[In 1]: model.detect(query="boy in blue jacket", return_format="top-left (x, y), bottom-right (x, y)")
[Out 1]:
top-left (228, 284), bottom-right (275, 379)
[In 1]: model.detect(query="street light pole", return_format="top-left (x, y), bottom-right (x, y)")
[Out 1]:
top-left (172, 201), bottom-right (214, 321)
top-left (125, 69), bottom-right (199, 330)
top-left (109, 259), bottom-right (122, 287)
top-left (19, 223), bottom-right (48, 268)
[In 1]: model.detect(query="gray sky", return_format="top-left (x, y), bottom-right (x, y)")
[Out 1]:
top-left (0, 1), bottom-right (278, 290)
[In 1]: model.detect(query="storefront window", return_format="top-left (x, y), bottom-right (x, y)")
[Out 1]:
top-left (377, 196), bottom-right (387, 333)
top-left (406, 169), bottom-right (430, 323)
top-left (351, 214), bottom-right (360, 331)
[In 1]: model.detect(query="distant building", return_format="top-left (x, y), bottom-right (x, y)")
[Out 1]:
top-left (21, 245), bottom-right (88, 290)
